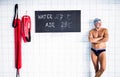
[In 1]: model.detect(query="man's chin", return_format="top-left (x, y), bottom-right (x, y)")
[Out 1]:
top-left (96, 27), bottom-right (100, 29)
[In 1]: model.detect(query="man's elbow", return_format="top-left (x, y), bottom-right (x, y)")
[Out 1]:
top-left (104, 37), bottom-right (109, 42)
top-left (89, 39), bottom-right (96, 43)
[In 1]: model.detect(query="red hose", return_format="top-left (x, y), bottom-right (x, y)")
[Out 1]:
top-left (14, 18), bottom-right (22, 73)
top-left (13, 4), bottom-right (31, 77)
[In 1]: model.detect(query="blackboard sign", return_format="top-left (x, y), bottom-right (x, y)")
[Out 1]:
top-left (35, 10), bottom-right (81, 32)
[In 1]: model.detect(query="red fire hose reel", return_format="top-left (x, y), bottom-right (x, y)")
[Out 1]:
top-left (12, 4), bottom-right (31, 77)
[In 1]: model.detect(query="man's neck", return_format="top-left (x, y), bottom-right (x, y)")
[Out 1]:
top-left (95, 27), bottom-right (101, 31)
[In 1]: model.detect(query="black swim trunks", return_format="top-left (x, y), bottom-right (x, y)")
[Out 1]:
top-left (91, 48), bottom-right (106, 56)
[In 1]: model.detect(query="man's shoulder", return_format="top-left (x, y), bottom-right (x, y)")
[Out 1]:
top-left (89, 28), bottom-right (95, 32)
top-left (102, 28), bottom-right (108, 31)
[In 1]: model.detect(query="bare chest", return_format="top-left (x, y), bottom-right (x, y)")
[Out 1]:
top-left (92, 30), bottom-right (105, 38)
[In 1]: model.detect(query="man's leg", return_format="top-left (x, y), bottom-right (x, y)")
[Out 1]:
top-left (95, 52), bottom-right (106, 77)
top-left (91, 51), bottom-right (99, 74)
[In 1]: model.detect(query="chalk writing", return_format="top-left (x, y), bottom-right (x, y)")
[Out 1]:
top-left (35, 10), bottom-right (81, 32)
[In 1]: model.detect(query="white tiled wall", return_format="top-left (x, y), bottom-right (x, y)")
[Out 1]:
top-left (0, 0), bottom-right (120, 77)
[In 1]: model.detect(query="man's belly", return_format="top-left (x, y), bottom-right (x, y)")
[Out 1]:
top-left (92, 43), bottom-right (106, 49)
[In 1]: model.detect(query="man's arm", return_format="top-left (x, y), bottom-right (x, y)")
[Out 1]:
top-left (97, 29), bottom-right (109, 43)
top-left (88, 31), bottom-right (103, 43)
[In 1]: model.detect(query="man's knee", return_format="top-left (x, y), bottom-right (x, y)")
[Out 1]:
top-left (95, 67), bottom-right (99, 73)
top-left (100, 67), bottom-right (106, 72)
